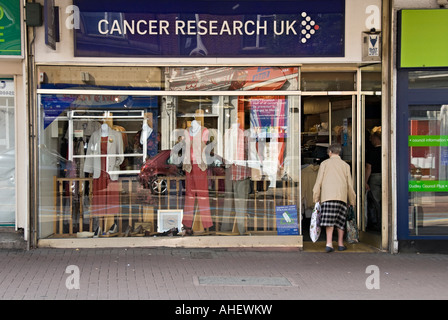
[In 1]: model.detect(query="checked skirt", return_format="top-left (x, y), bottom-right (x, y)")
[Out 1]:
top-left (319, 200), bottom-right (348, 230)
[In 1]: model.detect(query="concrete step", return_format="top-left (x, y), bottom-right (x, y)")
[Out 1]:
top-left (0, 227), bottom-right (27, 250)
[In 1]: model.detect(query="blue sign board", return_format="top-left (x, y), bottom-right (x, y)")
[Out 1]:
top-left (73, 0), bottom-right (345, 57)
top-left (276, 205), bottom-right (299, 236)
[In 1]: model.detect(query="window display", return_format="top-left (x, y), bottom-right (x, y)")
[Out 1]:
top-left (37, 66), bottom-right (300, 240)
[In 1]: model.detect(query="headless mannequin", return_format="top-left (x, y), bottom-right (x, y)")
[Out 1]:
top-left (182, 112), bottom-right (213, 233)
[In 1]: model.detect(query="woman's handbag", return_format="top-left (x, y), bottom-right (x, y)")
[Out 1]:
top-left (346, 206), bottom-right (359, 243)
top-left (310, 202), bottom-right (321, 243)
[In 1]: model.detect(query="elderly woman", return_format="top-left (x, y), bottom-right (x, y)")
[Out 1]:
top-left (313, 143), bottom-right (356, 252)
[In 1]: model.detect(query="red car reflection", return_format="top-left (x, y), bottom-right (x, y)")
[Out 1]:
top-left (138, 150), bottom-right (225, 194)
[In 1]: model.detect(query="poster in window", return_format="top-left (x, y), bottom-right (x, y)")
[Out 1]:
top-left (276, 205), bottom-right (299, 235)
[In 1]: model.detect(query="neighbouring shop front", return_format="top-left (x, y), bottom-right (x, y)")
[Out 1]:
top-left (0, 0), bottom-right (25, 233)
top-left (396, 8), bottom-right (448, 251)
top-left (34, 0), bottom-right (384, 249)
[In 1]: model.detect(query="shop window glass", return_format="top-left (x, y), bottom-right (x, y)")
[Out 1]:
top-left (361, 71), bottom-right (381, 92)
top-left (409, 71), bottom-right (448, 89)
top-left (166, 66), bottom-right (298, 91)
top-left (37, 88), bottom-right (301, 239)
top-left (0, 80), bottom-right (15, 225)
top-left (37, 66), bottom-right (164, 90)
top-left (408, 104), bottom-right (448, 236)
top-left (301, 72), bottom-right (355, 91)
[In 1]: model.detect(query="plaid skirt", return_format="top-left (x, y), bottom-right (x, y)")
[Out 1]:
top-left (320, 200), bottom-right (348, 230)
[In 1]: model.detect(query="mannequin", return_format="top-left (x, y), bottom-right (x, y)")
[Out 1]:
top-left (84, 119), bottom-right (124, 236)
top-left (221, 120), bottom-right (251, 234)
top-left (181, 111), bottom-right (213, 234)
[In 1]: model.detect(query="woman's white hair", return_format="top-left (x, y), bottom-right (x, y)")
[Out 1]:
top-left (328, 143), bottom-right (342, 155)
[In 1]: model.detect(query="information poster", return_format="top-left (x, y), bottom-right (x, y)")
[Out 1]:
top-left (276, 205), bottom-right (299, 235)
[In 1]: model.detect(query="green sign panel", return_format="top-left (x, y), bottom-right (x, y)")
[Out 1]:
top-left (400, 9), bottom-right (448, 68)
top-left (409, 135), bottom-right (448, 147)
top-left (409, 180), bottom-right (448, 193)
top-left (0, 0), bottom-right (21, 56)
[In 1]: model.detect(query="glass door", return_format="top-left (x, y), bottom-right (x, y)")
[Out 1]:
top-left (329, 95), bottom-right (357, 225)
top-left (300, 94), bottom-right (356, 239)
top-left (359, 94), bottom-right (382, 234)
top-left (0, 79), bottom-right (15, 226)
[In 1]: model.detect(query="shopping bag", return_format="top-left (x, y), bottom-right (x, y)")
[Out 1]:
top-left (346, 206), bottom-right (359, 243)
top-left (309, 202), bottom-right (321, 243)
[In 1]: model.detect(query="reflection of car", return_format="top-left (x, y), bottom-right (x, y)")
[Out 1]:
top-left (138, 150), bottom-right (226, 194)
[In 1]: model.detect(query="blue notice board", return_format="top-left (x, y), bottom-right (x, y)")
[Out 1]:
top-left (276, 205), bottom-right (299, 235)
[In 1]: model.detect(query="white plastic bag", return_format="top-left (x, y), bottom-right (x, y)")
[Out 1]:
top-left (309, 202), bottom-right (321, 243)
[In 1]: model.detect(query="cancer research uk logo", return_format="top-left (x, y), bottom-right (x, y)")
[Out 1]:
top-left (300, 12), bottom-right (320, 44)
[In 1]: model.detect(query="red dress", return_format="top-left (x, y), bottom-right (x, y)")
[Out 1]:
top-left (92, 137), bottom-right (120, 216)
top-left (182, 135), bottom-right (213, 229)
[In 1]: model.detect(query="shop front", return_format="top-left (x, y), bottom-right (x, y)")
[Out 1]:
top-left (396, 8), bottom-right (448, 252)
top-left (33, 0), bottom-right (384, 249)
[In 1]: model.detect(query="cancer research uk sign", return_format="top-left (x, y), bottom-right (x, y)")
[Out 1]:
top-left (73, 0), bottom-right (345, 57)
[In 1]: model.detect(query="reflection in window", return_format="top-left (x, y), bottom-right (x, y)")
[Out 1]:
top-left (37, 66), bottom-right (163, 89)
top-left (409, 71), bottom-right (448, 89)
top-left (0, 82), bottom-right (15, 225)
top-left (301, 72), bottom-right (355, 91)
top-left (37, 92), bottom-right (300, 239)
top-left (167, 66), bottom-right (298, 91)
top-left (408, 104), bottom-right (448, 236)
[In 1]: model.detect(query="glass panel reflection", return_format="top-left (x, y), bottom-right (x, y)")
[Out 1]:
top-left (38, 93), bottom-right (300, 239)
top-left (409, 71), bottom-right (448, 89)
top-left (408, 104), bottom-right (448, 236)
top-left (301, 72), bottom-right (355, 91)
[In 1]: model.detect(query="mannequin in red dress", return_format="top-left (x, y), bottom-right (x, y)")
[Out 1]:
top-left (181, 119), bottom-right (213, 234)
top-left (84, 122), bottom-right (124, 236)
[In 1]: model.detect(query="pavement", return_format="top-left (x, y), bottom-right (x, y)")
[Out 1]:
top-left (0, 244), bottom-right (447, 303)
top-left (0, 227), bottom-right (27, 250)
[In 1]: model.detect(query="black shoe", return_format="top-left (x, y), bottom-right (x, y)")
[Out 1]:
top-left (325, 246), bottom-right (334, 253)
top-left (338, 246), bottom-right (347, 251)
